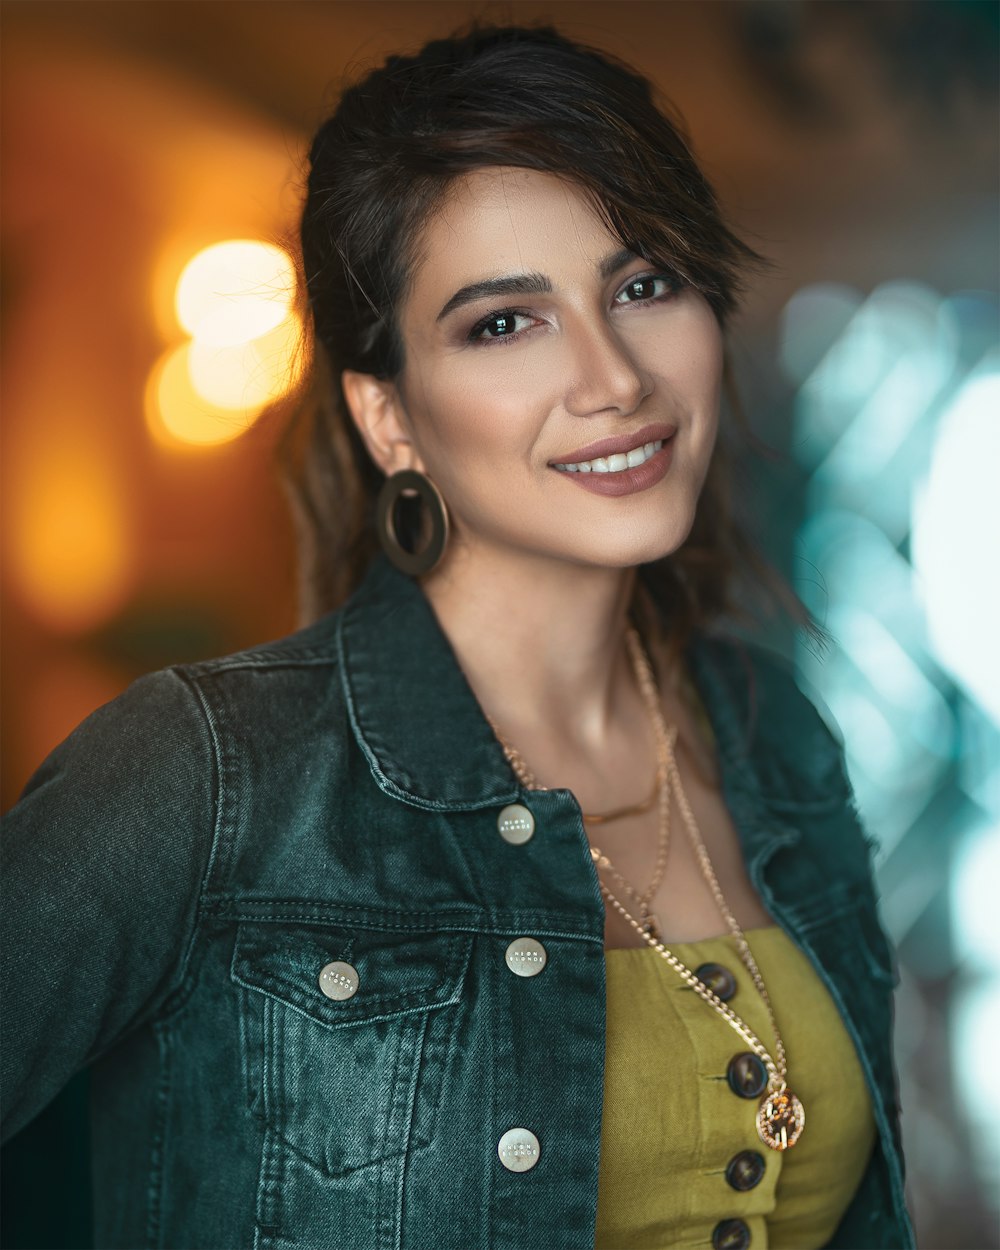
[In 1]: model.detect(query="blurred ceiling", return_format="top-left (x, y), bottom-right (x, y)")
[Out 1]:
top-left (5, 0), bottom-right (997, 314)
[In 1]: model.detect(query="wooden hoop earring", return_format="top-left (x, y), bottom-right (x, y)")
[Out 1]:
top-left (375, 468), bottom-right (450, 576)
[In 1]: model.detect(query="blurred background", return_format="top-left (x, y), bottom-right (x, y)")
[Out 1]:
top-left (1, 2), bottom-right (997, 1247)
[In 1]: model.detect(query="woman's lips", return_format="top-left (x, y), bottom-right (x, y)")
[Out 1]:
top-left (550, 434), bottom-right (675, 497)
top-left (549, 421), bottom-right (677, 466)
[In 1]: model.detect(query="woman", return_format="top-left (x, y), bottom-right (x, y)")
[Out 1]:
top-left (2, 24), bottom-right (914, 1250)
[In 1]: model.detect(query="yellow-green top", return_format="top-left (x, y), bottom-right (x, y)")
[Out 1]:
top-left (595, 926), bottom-right (878, 1249)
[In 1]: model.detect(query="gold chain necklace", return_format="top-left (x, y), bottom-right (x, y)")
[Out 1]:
top-left (580, 770), bottom-right (660, 824)
top-left (486, 633), bottom-right (672, 936)
top-left (493, 655), bottom-right (663, 829)
top-left (485, 623), bottom-right (805, 1152)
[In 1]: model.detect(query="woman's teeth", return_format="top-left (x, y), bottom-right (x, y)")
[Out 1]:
top-left (554, 439), bottom-right (664, 474)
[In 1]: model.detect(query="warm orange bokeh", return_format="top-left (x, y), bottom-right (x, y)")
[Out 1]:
top-left (145, 342), bottom-right (258, 449)
top-left (174, 238), bottom-right (296, 345)
top-left (5, 430), bottom-right (135, 634)
top-left (1, 26), bottom-right (301, 804)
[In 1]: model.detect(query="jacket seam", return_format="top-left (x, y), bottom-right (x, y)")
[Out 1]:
top-left (183, 650), bottom-right (339, 675)
top-left (153, 667), bottom-right (226, 1018)
top-left (203, 898), bottom-right (606, 938)
top-left (145, 1020), bottom-right (172, 1250)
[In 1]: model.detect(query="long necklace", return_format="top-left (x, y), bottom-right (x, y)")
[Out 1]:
top-left (487, 630), bottom-right (670, 935)
top-left (581, 770), bottom-right (660, 824)
top-left (486, 623), bottom-right (805, 1153)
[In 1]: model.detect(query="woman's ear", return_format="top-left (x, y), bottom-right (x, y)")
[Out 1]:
top-left (341, 370), bottom-right (426, 476)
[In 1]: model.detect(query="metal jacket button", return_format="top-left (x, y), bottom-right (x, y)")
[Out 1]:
top-left (727, 1052), bottom-right (768, 1099)
top-left (505, 938), bottom-right (547, 977)
top-left (712, 1217), bottom-right (751, 1249)
top-left (497, 1127), bottom-right (541, 1172)
top-left (318, 960), bottom-right (359, 1001)
top-left (497, 804), bottom-right (535, 844)
top-left (725, 1150), bottom-right (765, 1191)
top-left (695, 961), bottom-right (737, 1001)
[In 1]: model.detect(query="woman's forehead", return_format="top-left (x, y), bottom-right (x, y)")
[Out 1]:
top-left (407, 167), bottom-right (620, 306)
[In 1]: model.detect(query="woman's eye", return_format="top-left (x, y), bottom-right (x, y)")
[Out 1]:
top-left (469, 310), bottom-right (534, 342)
top-left (615, 274), bottom-right (677, 304)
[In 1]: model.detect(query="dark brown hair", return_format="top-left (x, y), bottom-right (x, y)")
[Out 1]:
top-left (280, 23), bottom-right (825, 671)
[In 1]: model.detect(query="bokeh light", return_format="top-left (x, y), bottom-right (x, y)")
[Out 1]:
top-left (174, 239), bottom-right (295, 346)
top-left (146, 342), bottom-right (256, 448)
top-left (949, 815), bottom-right (1000, 1193)
top-left (5, 435), bottom-right (134, 633)
top-left (148, 240), bottom-right (304, 448)
top-left (786, 279), bottom-right (1000, 1221)
top-left (779, 283), bottom-right (862, 389)
top-left (911, 366), bottom-right (1000, 725)
top-left (186, 309), bottom-right (304, 411)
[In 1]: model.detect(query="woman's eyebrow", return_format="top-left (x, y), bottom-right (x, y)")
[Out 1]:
top-left (436, 273), bottom-right (551, 322)
top-left (435, 249), bottom-right (643, 323)
top-left (599, 247), bottom-right (642, 279)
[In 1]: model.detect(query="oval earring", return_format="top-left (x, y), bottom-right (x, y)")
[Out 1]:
top-left (375, 468), bottom-right (450, 576)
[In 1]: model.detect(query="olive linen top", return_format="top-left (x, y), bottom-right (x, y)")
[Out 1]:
top-left (594, 926), bottom-right (878, 1249)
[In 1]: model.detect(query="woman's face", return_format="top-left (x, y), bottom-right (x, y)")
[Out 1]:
top-left (372, 166), bottom-right (723, 571)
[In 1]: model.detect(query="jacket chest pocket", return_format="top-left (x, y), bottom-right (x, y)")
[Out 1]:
top-left (231, 921), bottom-right (473, 1176)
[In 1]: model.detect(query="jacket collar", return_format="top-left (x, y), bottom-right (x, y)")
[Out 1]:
top-left (337, 552), bottom-right (521, 811)
top-left (336, 552), bottom-right (798, 858)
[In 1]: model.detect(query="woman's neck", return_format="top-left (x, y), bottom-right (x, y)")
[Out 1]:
top-left (418, 543), bottom-right (655, 765)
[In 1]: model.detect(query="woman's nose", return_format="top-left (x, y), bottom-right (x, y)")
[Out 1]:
top-left (562, 317), bottom-right (652, 419)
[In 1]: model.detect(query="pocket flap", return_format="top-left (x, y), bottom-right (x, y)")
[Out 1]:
top-left (231, 923), bottom-right (473, 1030)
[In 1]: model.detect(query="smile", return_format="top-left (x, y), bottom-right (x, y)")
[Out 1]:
top-left (550, 435), bottom-right (675, 498)
top-left (553, 439), bottom-right (664, 474)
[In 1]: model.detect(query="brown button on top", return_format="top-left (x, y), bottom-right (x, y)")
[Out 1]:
top-left (713, 1217), bottom-right (751, 1250)
top-left (725, 1150), bottom-right (766, 1192)
top-left (727, 1052), bottom-right (768, 1099)
top-left (695, 961), bottom-right (737, 1002)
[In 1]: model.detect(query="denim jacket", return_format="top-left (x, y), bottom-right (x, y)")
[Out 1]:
top-left (2, 552), bottom-right (915, 1249)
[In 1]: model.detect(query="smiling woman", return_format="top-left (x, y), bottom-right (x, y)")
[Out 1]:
top-left (2, 22), bottom-right (915, 1250)
top-left (340, 166), bottom-right (723, 571)
top-left (286, 26), bottom-right (777, 657)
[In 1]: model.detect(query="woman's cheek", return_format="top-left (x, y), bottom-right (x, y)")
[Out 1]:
top-left (422, 353), bottom-right (555, 452)
top-left (456, 342), bottom-right (559, 405)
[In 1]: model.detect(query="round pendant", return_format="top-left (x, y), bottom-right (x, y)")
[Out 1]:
top-left (756, 1088), bottom-right (805, 1151)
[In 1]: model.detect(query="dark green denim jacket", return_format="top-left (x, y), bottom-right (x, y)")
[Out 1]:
top-left (2, 552), bottom-right (915, 1249)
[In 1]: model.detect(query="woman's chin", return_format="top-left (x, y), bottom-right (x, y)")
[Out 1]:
top-left (562, 518), bottom-right (696, 570)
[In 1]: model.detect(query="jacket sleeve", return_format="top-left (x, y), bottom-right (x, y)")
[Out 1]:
top-left (1, 666), bottom-right (216, 1143)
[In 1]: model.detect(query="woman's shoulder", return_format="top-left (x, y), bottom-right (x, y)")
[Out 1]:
top-left (177, 604), bottom-right (344, 685)
top-left (139, 605), bottom-right (347, 705)
top-left (14, 609), bottom-right (352, 813)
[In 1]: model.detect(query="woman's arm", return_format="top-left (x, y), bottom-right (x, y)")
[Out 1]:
top-left (1, 667), bottom-right (216, 1142)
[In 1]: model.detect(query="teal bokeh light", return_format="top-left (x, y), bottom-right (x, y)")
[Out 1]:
top-left (912, 366), bottom-right (1000, 726)
top-left (782, 280), bottom-right (1000, 1205)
